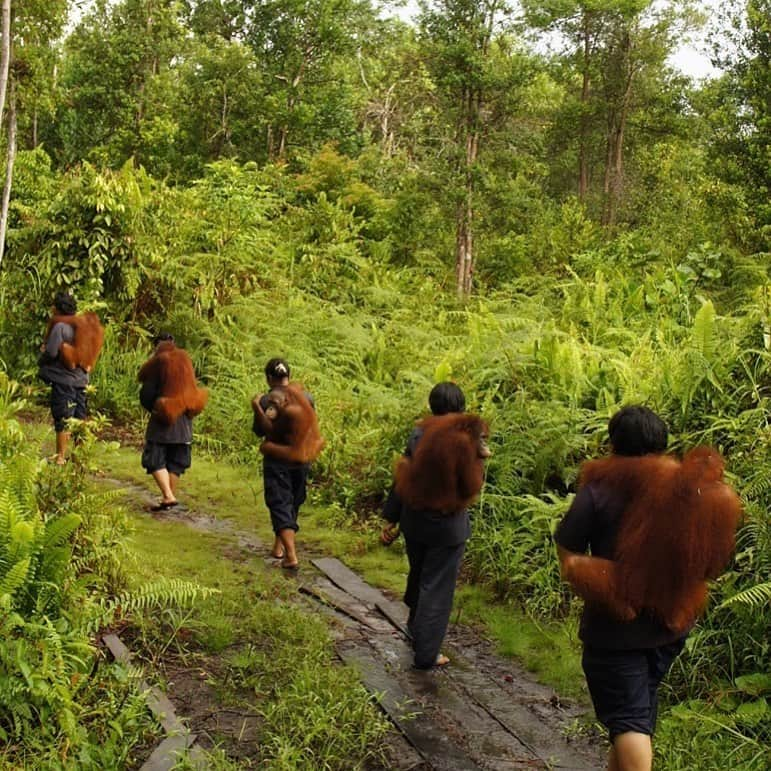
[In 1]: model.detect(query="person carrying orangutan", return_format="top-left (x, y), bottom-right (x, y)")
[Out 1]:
top-left (554, 405), bottom-right (741, 771)
top-left (382, 382), bottom-right (491, 670)
top-left (37, 291), bottom-right (104, 465)
top-left (138, 333), bottom-right (208, 511)
top-left (251, 357), bottom-right (323, 570)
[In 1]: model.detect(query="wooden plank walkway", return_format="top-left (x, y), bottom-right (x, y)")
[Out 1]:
top-left (310, 557), bottom-right (600, 771)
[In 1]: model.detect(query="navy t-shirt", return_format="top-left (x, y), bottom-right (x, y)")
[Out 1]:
top-left (555, 480), bottom-right (686, 650)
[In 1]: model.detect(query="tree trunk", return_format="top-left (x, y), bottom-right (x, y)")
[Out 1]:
top-left (0, 77), bottom-right (17, 270)
top-left (602, 29), bottom-right (634, 227)
top-left (455, 86), bottom-right (480, 298)
top-left (578, 10), bottom-right (591, 200)
top-left (0, 0), bottom-right (11, 131)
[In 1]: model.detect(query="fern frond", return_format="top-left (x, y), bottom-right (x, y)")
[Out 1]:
top-left (42, 514), bottom-right (82, 550)
top-left (692, 300), bottom-right (717, 361)
top-left (719, 582), bottom-right (771, 609)
top-left (0, 558), bottom-right (31, 598)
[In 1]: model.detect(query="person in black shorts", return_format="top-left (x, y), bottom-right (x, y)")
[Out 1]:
top-left (381, 382), bottom-right (470, 670)
top-left (37, 292), bottom-right (89, 465)
top-left (252, 358), bottom-right (316, 569)
top-left (554, 406), bottom-right (686, 771)
top-left (140, 333), bottom-right (195, 511)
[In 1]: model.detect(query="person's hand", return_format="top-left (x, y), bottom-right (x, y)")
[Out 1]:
top-left (380, 523), bottom-right (400, 546)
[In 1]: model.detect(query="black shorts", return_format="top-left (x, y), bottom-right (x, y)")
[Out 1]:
top-left (582, 639), bottom-right (686, 741)
top-left (141, 442), bottom-right (192, 476)
top-left (263, 459), bottom-right (309, 534)
top-left (50, 382), bottom-right (87, 433)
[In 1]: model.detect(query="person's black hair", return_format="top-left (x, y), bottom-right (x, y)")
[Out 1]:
top-left (265, 357), bottom-right (290, 381)
top-left (53, 291), bottom-right (77, 315)
top-left (153, 332), bottom-right (175, 346)
top-left (608, 405), bottom-right (668, 456)
top-left (428, 382), bottom-right (466, 415)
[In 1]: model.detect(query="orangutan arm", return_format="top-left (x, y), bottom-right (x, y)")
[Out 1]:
top-left (557, 545), bottom-right (636, 620)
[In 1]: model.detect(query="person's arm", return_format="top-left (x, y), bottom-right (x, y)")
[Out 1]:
top-left (553, 485), bottom-right (595, 574)
top-left (41, 322), bottom-right (69, 362)
top-left (140, 379), bottom-right (159, 412)
top-left (380, 429), bottom-right (422, 544)
top-left (251, 394), bottom-right (271, 437)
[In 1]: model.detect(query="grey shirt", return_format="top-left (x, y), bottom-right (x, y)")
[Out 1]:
top-left (145, 413), bottom-right (193, 444)
top-left (38, 322), bottom-right (89, 388)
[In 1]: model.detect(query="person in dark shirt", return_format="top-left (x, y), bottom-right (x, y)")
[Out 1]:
top-left (139, 333), bottom-right (195, 511)
top-left (37, 292), bottom-right (89, 465)
top-left (252, 358), bottom-right (315, 570)
top-left (554, 406), bottom-right (684, 771)
top-left (382, 382), bottom-right (470, 670)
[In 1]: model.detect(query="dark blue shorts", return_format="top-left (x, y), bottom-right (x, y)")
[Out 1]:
top-left (263, 459), bottom-right (309, 534)
top-left (582, 638), bottom-right (686, 741)
top-left (141, 442), bottom-right (192, 476)
top-left (50, 382), bottom-right (87, 433)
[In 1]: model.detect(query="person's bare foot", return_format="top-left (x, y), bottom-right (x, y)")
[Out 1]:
top-left (280, 558), bottom-right (299, 571)
top-left (435, 654), bottom-right (450, 667)
top-left (270, 535), bottom-right (285, 559)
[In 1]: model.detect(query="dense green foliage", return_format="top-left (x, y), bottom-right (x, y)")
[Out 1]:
top-left (0, 377), bottom-right (156, 767)
top-left (0, 0), bottom-right (769, 767)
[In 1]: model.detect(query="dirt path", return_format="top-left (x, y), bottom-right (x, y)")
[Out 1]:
top-left (106, 477), bottom-right (604, 770)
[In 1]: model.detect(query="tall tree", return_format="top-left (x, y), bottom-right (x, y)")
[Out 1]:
top-left (707, 0), bottom-right (771, 247)
top-left (523, 0), bottom-right (700, 225)
top-left (0, 0), bottom-right (67, 267)
top-left (0, 0), bottom-right (10, 132)
top-left (245, 0), bottom-right (374, 159)
top-left (53, 0), bottom-right (185, 171)
top-left (420, 0), bottom-right (512, 297)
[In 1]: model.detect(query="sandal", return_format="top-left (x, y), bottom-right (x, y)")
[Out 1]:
top-left (280, 559), bottom-right (299, 571)
top-left (150, 500), bottom-right (179, 512)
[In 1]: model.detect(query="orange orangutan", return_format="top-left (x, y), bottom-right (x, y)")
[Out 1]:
top-left (138, 341), bottom-right (209, 425)
top-left (45, 312), bottom-right (105, 372)
top-left (562, 447), bottom-right (742, 634)
top-left (253, 383), bottom-right (325, 464)
top-left (395, 413), bottom-right (491, 513)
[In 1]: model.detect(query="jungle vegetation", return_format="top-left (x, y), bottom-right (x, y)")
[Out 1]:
top-left (0, 0), bottom-right (769, 768)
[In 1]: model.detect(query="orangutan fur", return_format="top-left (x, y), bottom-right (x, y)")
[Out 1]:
top-left (394, 413), bottom-right (491, 514)
top-left (254, 383), bottom-right (325, 464)
top-left (45, 312), bottom-right (105, 372)
top-left (138, 341), bottom-right (209, 425)
top-left (563, 447), bottom-right (742, 633)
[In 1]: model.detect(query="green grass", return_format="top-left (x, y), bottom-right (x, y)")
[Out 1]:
top-left (94, 441), bottom-right (392, 770)
top-left (93, 435), bottom-right (586, 705)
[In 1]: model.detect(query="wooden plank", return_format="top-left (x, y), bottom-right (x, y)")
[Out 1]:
top-left (301, 579), bottom-right (394, 633)
top-left (144, 684), bottom-right (188, 735)
top-left (375, 598), bottom-right (412, 638)
top-left (312, 557), bottom-right (392, 607)
top-left (311, 557), bottom-right (412, 635)
top-left (338, 639), bottom-right (483, 771)
top-left (103, 633), bottom-right (131, 663)
top-left (139, 734), bottom-right (196, 771)
top-left (104, 633), bottom-right (208, 767)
